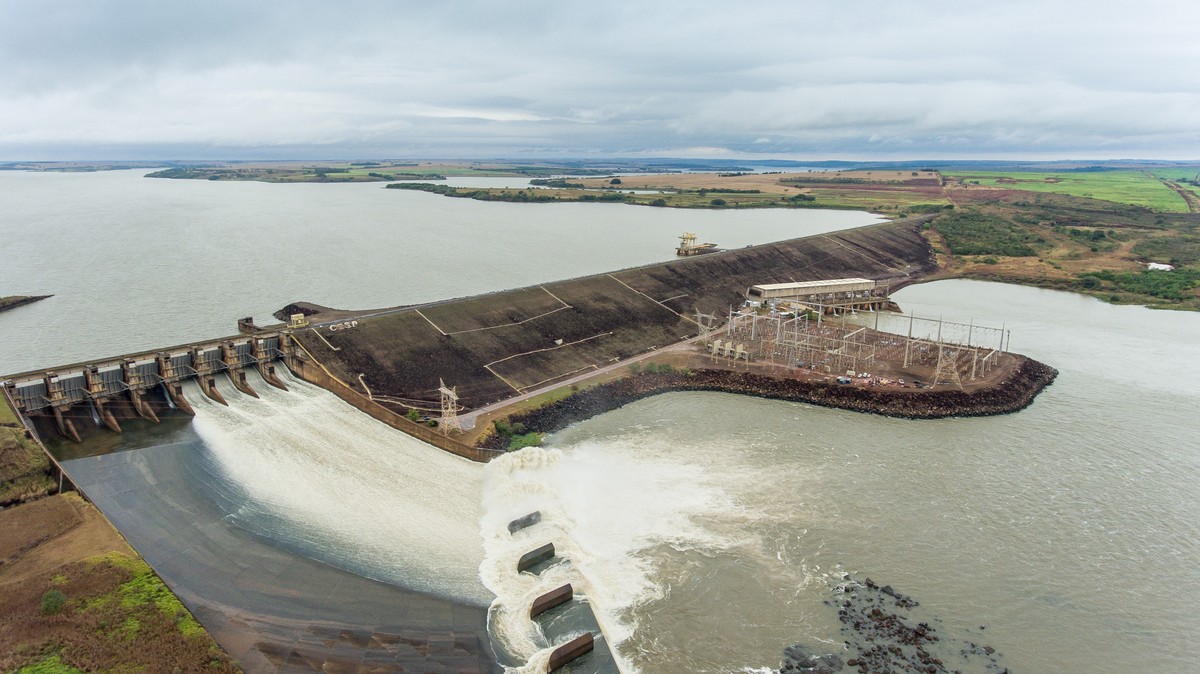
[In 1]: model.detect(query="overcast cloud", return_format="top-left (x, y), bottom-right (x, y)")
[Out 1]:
top-left (1, 0), bottom-right (1197, 160)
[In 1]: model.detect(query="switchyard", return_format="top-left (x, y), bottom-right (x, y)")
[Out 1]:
top-left (708, 306), bottom-right (1012, 389)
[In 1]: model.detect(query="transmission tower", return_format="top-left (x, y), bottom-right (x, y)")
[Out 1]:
top-left (932, 344), bottom-right (963, 390)
top-left (694, 308), bottom-right (719, 340)
top-left (438, 378), bottom-right (462, 435)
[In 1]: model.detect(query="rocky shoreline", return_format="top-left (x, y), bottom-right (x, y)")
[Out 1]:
top-left (778, 575), bottom-right (1009, 673)
top-left (479, 357), bottom-right (1057, 448)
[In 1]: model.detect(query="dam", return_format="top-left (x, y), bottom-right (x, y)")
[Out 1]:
top-left (283, 216), bottom-right (940, 413)
top-left (3, 216), bottom-right (951, 673)
top-left (6, 215), bottom-right (943, 457)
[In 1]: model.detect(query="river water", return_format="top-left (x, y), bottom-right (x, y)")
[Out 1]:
top-left (6, 171), bottom-right (1199, 672)
top-left (514, 280), bottom-right (1200, 673)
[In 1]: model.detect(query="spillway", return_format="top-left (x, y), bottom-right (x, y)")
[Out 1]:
top-left (184, 370), bottom-right (492, 605)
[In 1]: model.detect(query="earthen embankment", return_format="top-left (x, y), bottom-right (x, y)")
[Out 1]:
top-left (289, 217), bottom-right (939, 412)
top-left (479, 357), bottom-right (1057, 448)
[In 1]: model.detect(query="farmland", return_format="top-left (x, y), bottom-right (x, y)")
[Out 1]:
top-left (146, 160), bottom-right (617, 183)
top-left (390, 169), bottom-right (950, 213)
top-left (944, 169), bottom-right (1189, 212)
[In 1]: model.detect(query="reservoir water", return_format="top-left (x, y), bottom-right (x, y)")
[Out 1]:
top-left (6, 171), bottom-right (1199, 672)
top-left (0, 169), bottom-right (879, 374)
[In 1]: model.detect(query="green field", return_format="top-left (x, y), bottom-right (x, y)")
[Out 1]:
top-left (1149, 169), bottom-right (1200, 199)
top-left (947, 170), bottom-right (1189, 212)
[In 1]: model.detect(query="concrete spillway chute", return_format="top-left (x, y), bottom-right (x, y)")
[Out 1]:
top-left (120, 360), bottom-right (160, 423)
top-left (155, 352), bottom-right (195, 415)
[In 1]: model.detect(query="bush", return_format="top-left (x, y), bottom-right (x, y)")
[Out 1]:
top-left (710, 198), bottom-right (727, 206)
top-left (1132, 235), bottom-right (1200, 266)
top-left (405, 409), bottom-right (420, 422)
top-left (650, 198), bottom-right (668, 207)
top-left (506, 432), bottom-right (543, 452)
top-left (1079, 269), bottom-right (1200, 301)
top-left (933, 210), bottom-right (1038, 257)
top-left (41, 588), bottom-right (66, 615)
top-left (610, 178), bottom-right (622, 185)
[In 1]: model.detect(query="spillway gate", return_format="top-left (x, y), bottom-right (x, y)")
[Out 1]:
top-left (2, 331), bottom-right (294, 441)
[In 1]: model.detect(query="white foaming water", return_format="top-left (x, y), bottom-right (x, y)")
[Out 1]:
top-left (185, 371), bottom-right (492, 605)
top-left (479, 440), bottom-right (740, 672)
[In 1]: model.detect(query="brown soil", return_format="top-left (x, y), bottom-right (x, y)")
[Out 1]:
top-left (0, 493), bottom-right (240, 673)
top-left (1163, 180), bottom-right (1200, 213)
top-left (0, 494), bottom-right (131, 585)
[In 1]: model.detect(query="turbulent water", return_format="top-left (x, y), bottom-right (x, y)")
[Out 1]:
top-left (479, 443), bottom-right (741, 672)
top-left (183, 371), bottom-right (492, 605)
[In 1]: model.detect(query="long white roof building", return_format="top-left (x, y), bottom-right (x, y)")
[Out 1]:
top-left (748, 278), bottom-right (876, 299)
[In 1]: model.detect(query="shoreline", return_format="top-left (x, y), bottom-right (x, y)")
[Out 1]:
top-left (0, 295), bottom-right (51, 314)
top-left (478, 356), bottom-right (1057, 449)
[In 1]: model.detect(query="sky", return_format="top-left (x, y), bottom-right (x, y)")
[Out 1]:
top-left (1, 0), bottom-right (1198, 161)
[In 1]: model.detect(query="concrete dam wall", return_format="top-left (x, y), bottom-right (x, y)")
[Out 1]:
top-left (290, 217), bottom-right (938, 412)
top-left (4, 332), bottom-right (291, 444)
